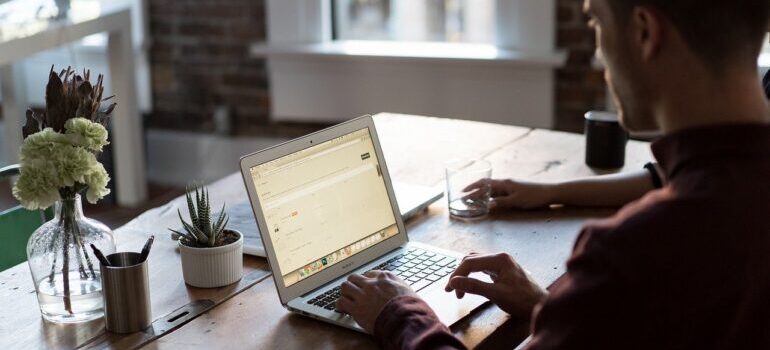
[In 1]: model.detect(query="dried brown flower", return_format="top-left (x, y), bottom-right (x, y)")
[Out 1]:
top-left (23, 65), bottom-right (117, 139)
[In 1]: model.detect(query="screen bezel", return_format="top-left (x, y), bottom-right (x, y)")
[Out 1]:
top-left (239, 115), bottom-right (408, 304)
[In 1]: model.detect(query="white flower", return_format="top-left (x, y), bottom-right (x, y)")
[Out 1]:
top-left (19, 128), bottom-right (70, 161)
top-left (12, 158), bottom-right (61, 210)
top-left (83, 163), bottom-right (111, 204)
top-left (52, 145), bottom-right (99, 187)
top-left (13, 121), bottom-right (112, 209)
top-left (65, 118), bottom-right (109, 152)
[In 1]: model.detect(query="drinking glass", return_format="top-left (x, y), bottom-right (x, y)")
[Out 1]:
top-left (445, 159), bottom-right (492, 218)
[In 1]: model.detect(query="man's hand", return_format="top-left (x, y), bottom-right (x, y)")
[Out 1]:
top-left (445, 253), bottom-right (547, 318)
top-left (465, 179), bottom-right (554, 211)
top-left (337, 270), bottom-right (419, 333)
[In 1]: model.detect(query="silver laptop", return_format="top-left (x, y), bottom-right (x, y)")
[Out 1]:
top-left (225, 183), bottom-right (443, 258)
top-left (239, 115), bottom-right (488, 332)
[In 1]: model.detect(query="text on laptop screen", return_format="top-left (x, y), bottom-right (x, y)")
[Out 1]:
top-left (249, 128), bottom-right (399, 287)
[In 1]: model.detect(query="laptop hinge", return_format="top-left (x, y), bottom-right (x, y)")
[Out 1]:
top-left (298, 246), bottom-right (405, 298)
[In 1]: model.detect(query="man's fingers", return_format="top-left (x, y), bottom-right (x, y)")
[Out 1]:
top-left (484, 269), bottom-right (500, 281)
top-left (490, 179), bottom-right (516, 196)
top-left (365, 270), bottom-right (397, 281)
top-left (448, 276), bottom-right (498, 300)
top-left (455, 289), bottom-right (465, 299)
top-left (336, 295), bottom-right (355, 313)
top-left (489, 195), bottom-right (519, 211)
top-left (445, 253), bottom-right (510, 291)
top-left (461, 187), bottom-right (488, 201)
top-left (340, 281), bottom-right (364, 300)
top-left (463, 179), bottom-right (489, 192)
top-left (348, 273), bottom-right (370, 287)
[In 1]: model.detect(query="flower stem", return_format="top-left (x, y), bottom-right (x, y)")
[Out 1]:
top-left (74, 236), bottom-right (88, 280)
top-left (61, 207), bottom-right (73, 314)
top-left (71, 221), bottom-right (95, 279)
top-left (47, 231), bottom-right (58, 283)
top-left (71, 218), bottom-right (87, 280)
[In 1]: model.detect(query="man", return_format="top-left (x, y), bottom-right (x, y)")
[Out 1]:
top-left (337, 0), bottom-right (770, 349)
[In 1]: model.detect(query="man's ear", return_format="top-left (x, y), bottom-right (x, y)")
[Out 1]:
top-left (630, 6), bottom-right (662, 62)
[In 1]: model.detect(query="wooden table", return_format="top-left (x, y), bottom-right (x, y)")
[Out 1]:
top-left (0, 1), bottom-right (147, 207)
top-left (0, 113), bottom-right (653, 349)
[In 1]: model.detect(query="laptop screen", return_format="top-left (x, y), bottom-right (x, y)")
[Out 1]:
top-left (249, 128), bottom-right (399, 287)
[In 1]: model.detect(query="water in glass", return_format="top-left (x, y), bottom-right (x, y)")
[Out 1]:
top-left (445, 159), bottom-right (492, 218)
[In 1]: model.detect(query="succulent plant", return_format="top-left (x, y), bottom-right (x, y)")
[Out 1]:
top-left (170, 185), bottom-right (229, 248)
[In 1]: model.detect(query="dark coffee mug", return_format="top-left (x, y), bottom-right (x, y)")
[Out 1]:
top-left (584, 111), bottom-right (628, 169)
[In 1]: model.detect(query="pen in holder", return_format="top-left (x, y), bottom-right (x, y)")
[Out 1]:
top-left (100, 252), bottom-right (152, 333)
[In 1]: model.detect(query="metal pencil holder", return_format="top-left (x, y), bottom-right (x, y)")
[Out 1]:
top-left (100, 252), bottom-right (152, 333)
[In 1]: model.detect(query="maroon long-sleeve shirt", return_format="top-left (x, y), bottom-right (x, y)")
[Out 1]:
top-left (373, 123), bottom-right (770, 349)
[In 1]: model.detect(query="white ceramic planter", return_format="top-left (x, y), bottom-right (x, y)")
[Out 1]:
top-left (179, 230), bottom-right (243, 288)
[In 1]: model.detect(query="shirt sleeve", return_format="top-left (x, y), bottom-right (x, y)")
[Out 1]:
top-left (524, 227), bottom-right (644, 350)
top-left (374, 295), bottom-right (467, 350)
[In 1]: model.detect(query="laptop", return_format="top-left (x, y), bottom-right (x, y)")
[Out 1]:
top-left (225, 182), bottom-right (443, 258)
top-left (393, 182), bottom-right (444, 221)
top-left (239, 115), bottom-right (488, 332)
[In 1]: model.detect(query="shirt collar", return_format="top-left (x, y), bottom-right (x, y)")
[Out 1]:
top-left (651, 123), bottom-right (770, 179)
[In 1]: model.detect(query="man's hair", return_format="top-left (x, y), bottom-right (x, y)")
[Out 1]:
top-left (608, 0), bottom-right (770, 68)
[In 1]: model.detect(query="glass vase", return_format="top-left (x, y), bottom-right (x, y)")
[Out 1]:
top-left (26, 195), bottom-right (115, 323)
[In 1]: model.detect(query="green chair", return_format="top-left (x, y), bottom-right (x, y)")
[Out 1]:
top-left (0, 164), bottom-right (53, 272)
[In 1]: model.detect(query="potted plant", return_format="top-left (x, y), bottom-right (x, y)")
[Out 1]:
top-left (170, 185), bottom-right (243, 288)
top-left (16, 66), bottom-right (116, 323)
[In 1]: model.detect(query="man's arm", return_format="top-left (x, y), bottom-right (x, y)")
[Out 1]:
top-left (442, 231), bottom-right (645, 349)
top-left (467, 168), bottom-right (658, 210)
top-left (338, 253), bottom-right (549, 350)
top-left (338, 229), bottom-right (641, 349)
top-left (336, 271), bottom-right (466, 350)
top-left (374, 296), bottom-right (467, 350)
top-left (548, 169), bottom-right (657, 207)
top-left (525, 228), bottom-right (646, 349)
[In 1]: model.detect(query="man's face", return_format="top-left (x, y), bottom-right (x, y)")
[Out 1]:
top-left (585, 0), bottom-right (658, 132)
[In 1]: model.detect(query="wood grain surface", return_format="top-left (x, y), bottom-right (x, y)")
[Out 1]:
top-left (0, 171), bottom-right (271, 350)
top-left (0, 113), bottom-right (653, 349)
top-left (143, 113), bottom-right (653, 349)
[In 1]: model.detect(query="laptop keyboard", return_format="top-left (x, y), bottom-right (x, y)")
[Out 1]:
top-left (306, 248), bottom-right (458, 311)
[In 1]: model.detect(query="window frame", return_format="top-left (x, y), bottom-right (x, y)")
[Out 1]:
top-left (258, 0), bottom-right (565, 128)
top-left (265, 0), bottom-right (557, 54)
top-left (330, 0), bottom-right (498, 45)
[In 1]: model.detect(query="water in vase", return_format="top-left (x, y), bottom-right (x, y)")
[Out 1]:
top-left (36, 272), bottom-right (104, 323)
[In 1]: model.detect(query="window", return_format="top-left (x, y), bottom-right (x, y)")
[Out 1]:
top-left (0, 0), bottom-right (101, 42)
top-left (259, 0), bottom-right (562, 128)
top-left (333, 0), bottom-right (496, 44)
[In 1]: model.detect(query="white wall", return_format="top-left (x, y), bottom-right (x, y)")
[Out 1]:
top-left (270, 57), bottom-right (554, 127)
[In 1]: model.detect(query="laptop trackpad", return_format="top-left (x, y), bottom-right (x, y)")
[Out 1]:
top-left (420, 272), bottom-right (492, 326)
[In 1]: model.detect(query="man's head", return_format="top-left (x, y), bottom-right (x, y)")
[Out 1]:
top-left (585, 0), bottom-right (770, 132)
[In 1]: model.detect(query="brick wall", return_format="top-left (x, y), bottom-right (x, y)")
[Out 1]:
top-left (147, 0), bottom-right (270, 134)
top-left (554, 0), bottom-right (607, 133)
